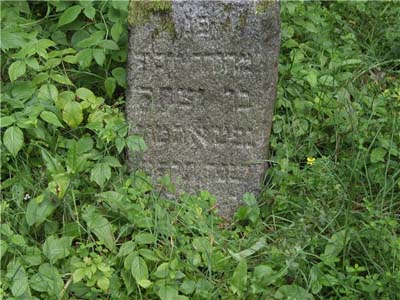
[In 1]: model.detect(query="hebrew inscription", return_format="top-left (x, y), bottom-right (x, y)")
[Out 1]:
top-left (127, 1), bottom-right (281, 216)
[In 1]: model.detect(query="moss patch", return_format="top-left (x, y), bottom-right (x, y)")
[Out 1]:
top-left (128, 1), bottom-right (176, 38)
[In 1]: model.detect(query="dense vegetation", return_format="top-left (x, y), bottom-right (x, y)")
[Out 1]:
top-left (1, 1), bottom-right (399, 299)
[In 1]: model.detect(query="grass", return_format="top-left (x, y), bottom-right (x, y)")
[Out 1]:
top-left (1, 1), bottom-right (399, 300)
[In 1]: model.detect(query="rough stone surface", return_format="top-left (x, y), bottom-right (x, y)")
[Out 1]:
top-left (126, 0), bottom-right (280, 216)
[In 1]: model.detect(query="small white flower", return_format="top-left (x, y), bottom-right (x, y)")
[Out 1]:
top-left (24, 193), bottom-right (31, 201)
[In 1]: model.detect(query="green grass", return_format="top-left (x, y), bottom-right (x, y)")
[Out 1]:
top-left (1, 1), bottom-right (399, 300)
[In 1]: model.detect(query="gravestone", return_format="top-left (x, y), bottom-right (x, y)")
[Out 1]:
top-left (126, 0), bottom-right (280, 216)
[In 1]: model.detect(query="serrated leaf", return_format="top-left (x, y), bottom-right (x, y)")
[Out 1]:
top-left (40, 111), bottom-right (64, 127)
top-left (93, 49), bottom-right (105, 66)
top-left (90, 163), bottom-right (111, 187)
top-left (43, 236), bottom-right (72, 264)
top-left (103, 156), bottom-right (121, 167)
top-left (8, 61), bottom-right (26, 81)
top-left (131, 255), bottom-right (148, 282)
top-left (63, 101), bottom-right (83, 128)
top-left (30, 264), bottom-right (64, 296)
top-left (126, 135), bottom-right (147, 152)
top-left (58, 5), bottom-right (82, 27)
top-left (3, 126), bottom-right (24, 156)
top-left (104, 77), bottom-right (116, 98)
top-left (82, 206), bottom-right (115, 251)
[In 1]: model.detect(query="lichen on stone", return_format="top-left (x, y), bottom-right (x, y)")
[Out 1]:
top-left (255, 0), bottom-right (273, 14)
top-left (128, 0), bottom-right (173, 25)
top-left (128, 0), bottom-right (176, 37)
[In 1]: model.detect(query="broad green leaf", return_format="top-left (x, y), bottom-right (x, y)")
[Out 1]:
top-left (40, 111), bottom-right (64, 127)
top-left (274, 285), bottom-right (314, 300)
top-left (180, 280), bottom-right (196, 295)
top-left (104, 77), bottom-right (116, 98)
top-left (111, 22), bottom-right (124, 42)
top-left (58, 5), bottom-right (82, 27)
top-left (83, 6), bottom-right (96, 19)
top-left (76, 49), bottom-right (93, 67)
top-left (41, 149), bottom-right (64, 175)
top-left (158, 285), bottom-right (178, 300)
top-left (321, 229), bottom-right (352, 263)
top-left (63, 101), bottom-right (83, 128)
top-left (25, 57), bottom-right (40, 70)
top-left (30, 263), bottom-right (64, 296)
top-left (76, 136), bottom-right (94, 153)
top-left (10, 235), bottom-right (26, 247)
top-left (98, 40), bottom-right (119, 50)
top-left (48, 173), bottom-right (70, 199)
top-left (112, 67), bottom-right (126, 87)
top-left (93, 49), bottom-right (105, 66)
top-left (126, 135), bottom-right (147, 152)
top-left (26, 195), bottom-right (57, 226)
top-left (137, 279), bottom-right (152, 289)
top-left (103, 156), bottom-right (121, 167)
top-left (33, 73), bottom-right (49, 85)
top-left (370, 147), bottom-right (386, 163)
top-left (8, 61), bottom-right (26, 81)
top-left (76, 87), bottom-right (96, 102)
top-left (117, 241), bottom-right (136, 257)
top-left (11, 81), bottom-right (36, 99)
top-left (1, 30), bottom-right (27, 50)
top-left (90, 163), bottom-right (111, 187)
top-left (0, 116), bottom-right (16, 128)
top-left (38, 84), bottom-right (58, 101)
top-left (138, 249), bottom-right (159, 262)
top-left (97, 276), bottom-right (110, 291)
top-left (43, 236), bottom-right (72, 263)
top-left (72, 268), bottom-right (86, 283)
top-left (135, 233), bottom-right (156, 244)
top-left (0, 240), bottom-right (8, 259)
top-left (131, 254), bottom-right (148, 282)
top-left (50, 73), bottom-right (73, 86)
top-left (7, 262), bottom-right (29, 297)
top-left (153, 262), bottom-right (169, 278)
top-left (56, 91), bottom-right (75, 110)
top-left (3, 126), bottom-right (24, 156)
top-left (230, 259), bottom-right (247, 295)
top-left (82, 206), bottom-right (115, 251)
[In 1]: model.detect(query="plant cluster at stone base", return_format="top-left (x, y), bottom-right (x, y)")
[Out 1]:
top-left (1, 1), bottom-right (399, 300)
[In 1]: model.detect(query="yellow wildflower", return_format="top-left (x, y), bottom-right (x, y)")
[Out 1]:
top-left (307, 157), bottom-right (316, 165)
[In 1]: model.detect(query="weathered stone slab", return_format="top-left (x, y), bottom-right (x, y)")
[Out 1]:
top-left (126, 0), bottom-right (280, 216)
